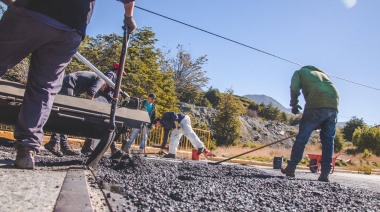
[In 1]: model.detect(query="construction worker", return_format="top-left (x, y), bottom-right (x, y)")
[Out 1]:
top-left (81, 63), bottom-right (127, 155)
top-left (154, 112), bottom-right (207, 158)
top-left (281, 66), bottom-right (339, 182)
top-left (123, 93), bottom-right (157, 154)
top-left (0, 0), bottom-right (136, 169)
top-left (44, 71), bottom-right (105, 157)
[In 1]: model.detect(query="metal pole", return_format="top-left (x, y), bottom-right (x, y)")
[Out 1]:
top-left (74, 52), bottom-right (130, 98)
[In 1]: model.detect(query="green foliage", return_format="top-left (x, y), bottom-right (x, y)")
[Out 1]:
top-left (362, 149), bottom-right (372, 159)
top-left (204, 87), bottom-right (221, 108)
top-left (334, 128), bottom-right (345, 153)
top-left (289, 116), bottom-right (302, 126)
top-left (342, 116), bottom-right (366, 141)
top-left (212, 88), bottom-right (244, 146)
top-left (352, 126), bottom-right (380, 155)
top-left (66, 27), bottom-right (178, 115)
top-left (258, 103), bottom-right (281, 121)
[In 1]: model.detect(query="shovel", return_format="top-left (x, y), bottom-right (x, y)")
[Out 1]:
top-left (86, 27), bottom-right (131, 168)
top-left (208, 135), bottom-right (296, 165)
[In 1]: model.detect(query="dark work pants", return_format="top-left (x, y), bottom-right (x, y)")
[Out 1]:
top-left (48, 82), bottom-right (73, 147)
top-left (287, 108), bottom-right (338, 174)
top-left (0, 7), bottom-right (82, 152)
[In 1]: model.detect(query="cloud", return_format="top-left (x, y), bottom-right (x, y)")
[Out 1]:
top-left (341, 0), bottom-right (358, 9)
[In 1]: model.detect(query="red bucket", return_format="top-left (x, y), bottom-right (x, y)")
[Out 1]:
top-left (192, 149), bottom-right (200, 160)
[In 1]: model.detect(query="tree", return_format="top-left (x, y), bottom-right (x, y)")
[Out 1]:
top-left (204, 87), bottom-right (221, 108)
top-left (334, 128), bottom-right (345, 153)
top-left (352, 126), bottom-right (380, 155)
top-left (342, 116), bottom-right (366, 141)
top-left (161, 45), bottom-right (209, 102)
top-left (280, 112), bottom-right (288, 123)
top-left (67, 27), bottom-right (178, 115)
top-left (212, 88), bottom-right (244, 146)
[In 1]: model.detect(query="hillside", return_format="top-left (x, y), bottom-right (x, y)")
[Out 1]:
top-left (243, 94), bottom-right (291, 114)
top-left (178, 102), bottom-right (313, 148)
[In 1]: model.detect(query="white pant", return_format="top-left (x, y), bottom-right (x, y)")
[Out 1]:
top-left (169, 115), bottom-right (204, 154)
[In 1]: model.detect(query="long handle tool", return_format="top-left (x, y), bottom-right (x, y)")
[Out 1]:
top-left (74, 52), bottom-right (130, 98)
top-left (208, 134), bottom-right (297, 165)
top-left (86, 27), bottom-right (131, 168)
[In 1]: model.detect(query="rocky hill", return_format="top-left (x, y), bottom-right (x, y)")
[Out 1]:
top-left (178, 102), bottom-right (300, 147)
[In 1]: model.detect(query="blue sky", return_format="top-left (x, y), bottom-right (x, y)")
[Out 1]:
top-left (2, 1), bottom-right (379, 124)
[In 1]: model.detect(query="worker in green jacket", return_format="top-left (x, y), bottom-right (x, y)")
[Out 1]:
top-left (282, 66), bottom-right (339, 182)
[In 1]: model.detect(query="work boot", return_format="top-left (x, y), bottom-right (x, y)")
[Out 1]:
top-left (61, 143), bottom-right (80, 156)
top-left (281, 166), bottom-right (295, 177)
top-left (197, 147), bottom-right (205, 155)
top-left (318, 173), bottom-right (330, 182)
top-left (44, 142), bottom-right (64, 157)
top-left (139, 149), bottom-right (144, 154)
top-left (81, 139), bottom-right (93, 155)
top-left (164, 153), bottom-right (176, 159)
top-left (110, 149), bottom-right (127, 159)
top-left (14, 147), bottom-right (35, 169)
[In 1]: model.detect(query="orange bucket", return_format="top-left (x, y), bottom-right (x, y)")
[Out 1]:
top-left (192, 148), bottom-right (200, 160)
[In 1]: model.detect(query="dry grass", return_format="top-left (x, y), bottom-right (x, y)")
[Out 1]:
top-left (213, 143), bottom-right (380, 172)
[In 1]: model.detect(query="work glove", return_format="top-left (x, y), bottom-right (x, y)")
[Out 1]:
top-left (291, 105), bottom-right (302, 115)
top-left (123, 15), bottom-right (137, 34)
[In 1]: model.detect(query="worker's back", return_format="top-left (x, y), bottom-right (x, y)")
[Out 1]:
top-left (290, 66), bottom-right (339, 110)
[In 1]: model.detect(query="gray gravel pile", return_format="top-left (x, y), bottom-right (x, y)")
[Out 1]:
top-left (0, 138), bottom-right (379, 211)
top-left (94, 156), bottom-right (380, 211)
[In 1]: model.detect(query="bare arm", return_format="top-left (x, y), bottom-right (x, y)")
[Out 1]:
top-left (0, 0), bottom-right (14, 6)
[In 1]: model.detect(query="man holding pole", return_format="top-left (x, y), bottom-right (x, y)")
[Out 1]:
top-left (281, 66), bottom-right (339, 182)
top-left (0, 0), bottom-right (137, 169)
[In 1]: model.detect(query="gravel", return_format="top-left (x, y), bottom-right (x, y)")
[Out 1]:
top-left (93, 155), bottom-right (380, 211)
top-left (1, 138), bottom-right (379, 211)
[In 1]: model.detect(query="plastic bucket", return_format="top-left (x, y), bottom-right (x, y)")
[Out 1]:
top-left (273, 157), bottom-right (283, 169)
top-left (192, 149), bottom-right (200, 160)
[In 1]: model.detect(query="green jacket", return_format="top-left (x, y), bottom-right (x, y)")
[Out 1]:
top-left (290, 66), bottom-right (339, 110)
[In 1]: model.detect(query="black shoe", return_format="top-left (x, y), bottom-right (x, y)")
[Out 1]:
top-left (163, 153), bottom-right (176, 159)
top-left (318, 174), bottom-right (330, 182)
top-left (110, 150), bottom-right (127, 159)
top-left (197, 147), bottom-right (205, 155)
top-left (44, 142), bottom-right (64, 157)
top-left (281, 167), bottom-right (295, 177)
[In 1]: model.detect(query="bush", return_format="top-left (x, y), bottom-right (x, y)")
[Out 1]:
top-left (334, 128), bottom-right (345, 153)
top-left (342, 116), bottom-right (366, 141)
top-left (352, 126), bottom-right (380, 155)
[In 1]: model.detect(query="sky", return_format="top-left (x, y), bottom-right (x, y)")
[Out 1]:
top-left (2, 0), bottom-right (379, 125)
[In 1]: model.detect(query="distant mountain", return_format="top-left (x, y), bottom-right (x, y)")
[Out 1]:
top-left (336, 122), bottom-right (346, 128)
top-left (243, 94), bottom-right (291, 114)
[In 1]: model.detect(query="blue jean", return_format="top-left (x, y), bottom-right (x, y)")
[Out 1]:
top-left (0, 7), bottom-right (82, 152)
top-left (287, 108), bottom-right (338, 174)
top-left (127, 126), bottom-right (150, 150)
